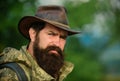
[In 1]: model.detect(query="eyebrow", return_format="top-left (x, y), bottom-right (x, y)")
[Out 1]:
top-left (48, 30), bottom-right (68, 37)
top-left (49, 31), bottom-right (58, 35)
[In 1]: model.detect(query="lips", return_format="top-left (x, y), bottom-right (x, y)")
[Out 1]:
top-left (46, 46), bottom-right (63, 56)
top-left (49, 50), bottom-right (59, 56)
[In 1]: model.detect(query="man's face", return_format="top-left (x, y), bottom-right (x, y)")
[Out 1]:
top-left (37, 23), bottom-right (68, 55)
top-left (31, 23), bottom-right (68, 78)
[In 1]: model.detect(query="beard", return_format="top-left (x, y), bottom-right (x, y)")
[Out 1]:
top-left (33, 38), bottom-right (64, 79)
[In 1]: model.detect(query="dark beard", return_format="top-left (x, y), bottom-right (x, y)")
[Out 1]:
top-left (33, 41), bottom-right (64, 79)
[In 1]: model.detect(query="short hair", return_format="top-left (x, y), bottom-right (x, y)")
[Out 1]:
top-left (27, 22), bottom-right (46, 48)
top-left (30, 22), bottom-right (46, 33)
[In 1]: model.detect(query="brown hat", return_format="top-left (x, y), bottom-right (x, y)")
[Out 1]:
top-left (18, 5), bottom-right (81, 38)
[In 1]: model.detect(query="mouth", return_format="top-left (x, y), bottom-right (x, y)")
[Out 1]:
top-left (49, 50), bottom-right (59, 56)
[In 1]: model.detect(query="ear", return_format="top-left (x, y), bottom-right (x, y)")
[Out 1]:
top-left (29, 28), bottom-right (36, 42)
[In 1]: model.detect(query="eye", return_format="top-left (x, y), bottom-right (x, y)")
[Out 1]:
top-left (48, 31), bottom-right (56, 36)
top-left (60, 35), bottom-right (67, 40)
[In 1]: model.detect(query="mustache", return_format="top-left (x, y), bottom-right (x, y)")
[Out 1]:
top-left (45, 46), bottom-right (63, 56)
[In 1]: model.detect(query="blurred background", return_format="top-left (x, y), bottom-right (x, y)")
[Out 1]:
top-left (0, 0), bottom-right (120, 81)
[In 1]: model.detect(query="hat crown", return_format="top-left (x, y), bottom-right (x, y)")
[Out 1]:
top-left (35, 6), bottom-right (69, 25)
top-left (18, 5), bottom-right (81, 39)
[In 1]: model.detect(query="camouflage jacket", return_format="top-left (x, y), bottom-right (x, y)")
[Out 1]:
top-left (0, 46), bottom-right (74, 81)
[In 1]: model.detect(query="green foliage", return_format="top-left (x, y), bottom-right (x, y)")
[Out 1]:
top-left (65, 0), bottom-right (97, 28)
top-left (64, 0), bottom-right (120, 80)
top-left (0, 0), bottom-right (36, 52)
top-left (64, 36), bottom-right (104, 81)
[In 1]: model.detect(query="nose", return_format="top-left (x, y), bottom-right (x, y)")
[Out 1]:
top-left (53, 37), bottom-right (60, 47)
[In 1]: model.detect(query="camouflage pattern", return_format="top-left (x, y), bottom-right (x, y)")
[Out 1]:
top-left (0, 46), bottom-right (74, 81)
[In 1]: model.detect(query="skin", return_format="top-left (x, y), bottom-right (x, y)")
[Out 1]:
top-left (28, 23), bottom-right (68, 56)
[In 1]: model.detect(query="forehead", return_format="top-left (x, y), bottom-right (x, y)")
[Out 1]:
top-left (43, 23), bottom-right (68, 35)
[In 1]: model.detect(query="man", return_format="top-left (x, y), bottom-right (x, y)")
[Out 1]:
top-left (0, 5), bottom-right (80, 81)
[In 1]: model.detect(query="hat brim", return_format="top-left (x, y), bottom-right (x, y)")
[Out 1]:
top-left (18, 16), bottom-right (81, 39)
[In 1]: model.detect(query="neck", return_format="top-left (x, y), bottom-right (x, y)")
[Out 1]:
top-left (27, 42), bottom-right (34, 56)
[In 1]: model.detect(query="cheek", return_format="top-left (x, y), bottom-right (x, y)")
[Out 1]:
top-left (39, 38), bottom-right (47, 49)
top-left (39, 35), bottom-right (51, 49)
top-left (38, 30), bottom-right (53, 49)
top-left (60, 40), bottom-right (66, 51)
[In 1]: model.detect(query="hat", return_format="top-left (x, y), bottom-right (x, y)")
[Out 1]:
top-left (18, 5), bottom-right (81, 38)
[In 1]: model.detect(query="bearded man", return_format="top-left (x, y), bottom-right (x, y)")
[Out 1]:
top-left (0, 5), bottom-right (80, 81)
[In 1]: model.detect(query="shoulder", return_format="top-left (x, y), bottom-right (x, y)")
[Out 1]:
top-left (0, 47), bottom-right (20, 81)
top-left (59, 61), bottom-right (74, 80)
top-left (0, 47), bottom-right (21, 63)
top-left (0, 47), bottom-right (20, 57)
top-left (0, 68), bottom-right (18, 81)
top-left (2, 47), bottom-right (20, 54)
